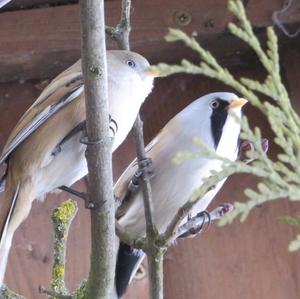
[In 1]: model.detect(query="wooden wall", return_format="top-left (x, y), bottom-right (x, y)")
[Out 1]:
top-left (0, 0), bottom-right (300, 298)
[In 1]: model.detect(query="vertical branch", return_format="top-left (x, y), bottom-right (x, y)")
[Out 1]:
top-left (115, 0), bottom-right (131, 50)
top-left (109, 0), bottom-right (158, 244)
top-left (147, 250), bottom-right (164, 299)
top-left (111, 0), bottom-right (162, 297)
top-left (132, 118), bottom-right (156, 238)
top-left (133, 115), bottom-right (164, 299)
top-left (133, 114), bottom-right (163, 296)
top-left (79, 0), bottom-right (115, 298)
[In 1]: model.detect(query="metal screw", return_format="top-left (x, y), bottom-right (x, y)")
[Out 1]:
top-left (174, 11), bottom-right (192, 26)
top-left (204, 19), bottom-right (215, 28)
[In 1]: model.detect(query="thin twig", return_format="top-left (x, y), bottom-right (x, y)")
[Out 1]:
top-left (133, 116), bottom-right (163, 299)
top-left (109, 1), bottom-right (162, 298)
top-left (132, 117), bottom-right (157, 239)
top-left (115, 221), bottom-right (146, 250)
top-left (107, 0), bottom-right (158, 248)
top-left (51, 200), bottom-right (78, 297)
top-left (106, 0), bottom-right (131, 51)
top-left (39, 286), bottom-right (73, 299)
top-left (115, 0), bottom-right (131, 50)
top-left (0, 285), bottom-right (25, 299)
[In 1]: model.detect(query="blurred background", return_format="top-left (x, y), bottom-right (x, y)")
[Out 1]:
top-left (0, 0), bottom-right (300, 298)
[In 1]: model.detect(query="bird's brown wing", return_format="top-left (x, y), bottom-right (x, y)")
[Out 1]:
top-left (0, 60), bottom-right (83, 164)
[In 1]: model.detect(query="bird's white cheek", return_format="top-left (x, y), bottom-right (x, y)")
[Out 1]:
top-left (216, 113), bottom-right (241, 161)
top-left (109, 77), bottom-right (153, 151)
top-left (141, 77), bottom-right (154, 98)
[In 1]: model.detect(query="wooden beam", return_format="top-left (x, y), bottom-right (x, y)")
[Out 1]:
top-left (2, 0), bottom-right (78, 11)
top-left (1, 0), bottom-right (117, 11)
top-left (0, 0), bottom-right (297, 82)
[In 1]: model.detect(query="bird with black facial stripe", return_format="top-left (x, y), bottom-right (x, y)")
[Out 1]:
top-left (0, 50), bottom-right (158, 286)
top-left (112, 92), bottom-right (247, 298)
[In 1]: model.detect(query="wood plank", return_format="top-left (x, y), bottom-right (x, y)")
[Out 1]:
top-left (0, 0), bottom-right (295, 82)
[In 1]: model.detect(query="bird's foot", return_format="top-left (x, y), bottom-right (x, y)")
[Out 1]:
top-left (239, 138), bottom-right (269, 164)
top-left (128, 170), bottom-right (142, 192)
top-left (128, 157), bottom-right (153, 192)
top-left (137, 157), bottom-right (153, 170)
top-left (180, 210), bottom-right (211, 238)
top-left (176, 203), bottom-right (234, 240)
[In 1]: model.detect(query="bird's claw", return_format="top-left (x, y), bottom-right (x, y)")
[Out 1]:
top-left (128, 170), bottom-right (143, 192)
top-left (137, 157), bottom-right (153, 170)
top-left (128, 157), bottom-right (153, 192)
top-left (180, 210), bottom-right (211, 238)
top-left (51, 145), bottom-right (61, 156)
top-left (238, 138), bottom-right (269, 164)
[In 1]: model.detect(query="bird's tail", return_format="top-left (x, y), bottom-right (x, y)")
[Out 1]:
top-left (0, 180), bottom-right (33, 286)
top-left (0, 183), bottom-right (20, 285)
top-left (0, 176), bottom-right (6, 193)
top-left (114, 241), bottom-right (145, 298)
top-left (0, 162), bottom-right (8, 193)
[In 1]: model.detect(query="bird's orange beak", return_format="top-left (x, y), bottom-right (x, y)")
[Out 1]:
top-left (146, 67), bottom-right (161, 78)
top-left (228, 98), bottom-right (248, 109)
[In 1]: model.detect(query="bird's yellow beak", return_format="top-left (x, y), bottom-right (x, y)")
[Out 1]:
top-left (228, 98), bottom-right (248, 109)
top-left (146, 67), bottom-right (161, 78)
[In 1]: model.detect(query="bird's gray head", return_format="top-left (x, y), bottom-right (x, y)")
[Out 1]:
top-left (198, 92), bottom-right (247, 150)
top-left (107, 50), bottom-right (158, 81)
top-left (107, 50), bottom-right (157, 105)
top-left (180, 92), bottom-right (247, 155)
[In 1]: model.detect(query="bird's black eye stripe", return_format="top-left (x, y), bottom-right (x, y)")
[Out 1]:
top-left (126, 59), bottom-right (136, 68)
top-left (210, 99), bottom-right (230, 149)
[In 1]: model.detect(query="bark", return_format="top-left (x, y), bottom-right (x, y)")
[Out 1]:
top-left (79, 1), bottom-right (115, 298)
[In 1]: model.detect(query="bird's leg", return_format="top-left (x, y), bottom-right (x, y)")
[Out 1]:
top-left (127, 170), bottom-right (143, 192)
top-left (177, 203), bottom-right (234, 239)
top-left (79, 119), bottom-right (116, 210)
top-left (179, 211), bottom-right (211, 238)
top-left (58, 185), bottom-right (94, 209)
top-left (137, 157), bottom-right (153, 170)
top-left (137, 157), bottom-right (153, 179)
top-left (58, 185), bottom-right (87, 200)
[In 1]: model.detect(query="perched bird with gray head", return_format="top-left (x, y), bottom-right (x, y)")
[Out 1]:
top-left (0, 50), bottom-right (157, 285)
top-left (112, 92), bottom-right (247, 298)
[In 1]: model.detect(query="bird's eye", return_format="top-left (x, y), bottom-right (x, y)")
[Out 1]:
top-left (210, 100), bottom-right (220, 109)
top-left (126, 59), bottom-right (136, 68)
